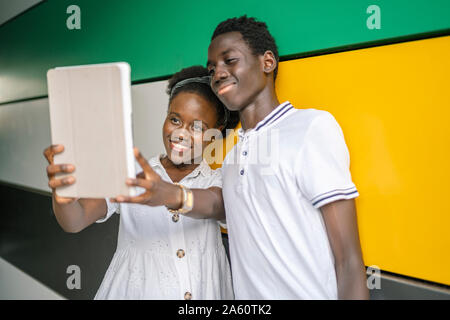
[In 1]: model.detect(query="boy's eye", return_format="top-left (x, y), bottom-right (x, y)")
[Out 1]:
top-left (225, 58), bottom-right (237, 64)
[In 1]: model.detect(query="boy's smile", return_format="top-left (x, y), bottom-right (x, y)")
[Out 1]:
top-left (217, 82), bottom-right (236, 96)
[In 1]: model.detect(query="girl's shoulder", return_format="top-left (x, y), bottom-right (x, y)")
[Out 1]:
top-left (190, 161), bottom-right (222, 189)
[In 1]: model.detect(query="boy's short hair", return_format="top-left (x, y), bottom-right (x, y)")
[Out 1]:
top-left (211, 15), bottom-right (279, 79)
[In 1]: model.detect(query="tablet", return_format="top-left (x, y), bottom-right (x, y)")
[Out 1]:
top-left (47, 62), bottom-right (137, 198)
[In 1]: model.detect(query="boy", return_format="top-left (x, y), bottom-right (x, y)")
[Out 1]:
top-left (206, 16), bottom-right (368, 299)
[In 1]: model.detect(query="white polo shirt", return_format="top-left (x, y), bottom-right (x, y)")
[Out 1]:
top-left (221, 101), bottom-right (358, 299)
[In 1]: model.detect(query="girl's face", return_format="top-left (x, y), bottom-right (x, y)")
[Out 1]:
top-left (162, 91), bottom-right (219, 165)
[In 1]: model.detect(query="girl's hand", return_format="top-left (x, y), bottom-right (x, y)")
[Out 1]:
top-left (43, 144), bottom-right (78, 205)
top-left (111, 148), bottom-right (182, 209)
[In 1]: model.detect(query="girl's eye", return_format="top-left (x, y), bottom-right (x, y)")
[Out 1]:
top-left (208, 68), bottom-right (215, 76)
top-left (170, 117), bottom-right (180, 124)
top-left (225, 58), bottom-right (237, 64)
top-left (192, 124), bottom-right (204, 132)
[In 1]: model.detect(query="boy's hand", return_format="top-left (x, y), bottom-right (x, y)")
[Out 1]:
top-left (111, 148), bottom-right (182, 209)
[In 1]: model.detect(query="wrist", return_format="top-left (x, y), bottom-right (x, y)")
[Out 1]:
top-left (166, 183), bottom-right (193, 214)
top-left (164, 182), bottom-right (183, 210)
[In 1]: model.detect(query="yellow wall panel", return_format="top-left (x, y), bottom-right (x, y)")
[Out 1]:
top-left (276, 36), bottom-right (450, 285)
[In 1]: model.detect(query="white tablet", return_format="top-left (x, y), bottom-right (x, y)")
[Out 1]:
top-left (47, 62), bottom-right (136, 198)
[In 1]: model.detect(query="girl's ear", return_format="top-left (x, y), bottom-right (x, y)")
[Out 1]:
top-left (217, 125), bottom-right (225, 135)
top-left (262, 50), bottom-right (277, 74)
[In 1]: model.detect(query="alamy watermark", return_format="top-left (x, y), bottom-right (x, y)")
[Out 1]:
top-left (167, 124), bottom-right (280, 176)
top-left (366, 265), bottom-right (381, 290)
top-left (66, 5), bottom-right (81, 30)
top-left (366, 5), bottom-right (381, 30)
top-left (66, 265), bottom-right (81, 290)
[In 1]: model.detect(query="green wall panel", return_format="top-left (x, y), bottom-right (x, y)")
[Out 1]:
top-left (0, 0), bottom-right (449, 104)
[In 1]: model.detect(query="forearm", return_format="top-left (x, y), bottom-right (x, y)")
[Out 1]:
top-left (320, 199), bottom-right (369, 299)
top-left (52, 194), bottom-right (86, 233)
top-left (186, 188), bottom-right (225, 220)
top-left (119, 158), bottom-right (226, 221)
top-left (335, 257), bottom-right (369, 300)
top-left (52, 195), bottom-right (107, 233)
top-left (162, 182), bottom-right (225, 220)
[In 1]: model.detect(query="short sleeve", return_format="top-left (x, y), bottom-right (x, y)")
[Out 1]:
top-left (96, 198), bottom-right (120, 223)
top-left (296, 112), bottom-right (359, 209)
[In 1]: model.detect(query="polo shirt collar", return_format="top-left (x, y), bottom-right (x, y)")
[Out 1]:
top-left (238, 101), bottom-right (292, 139)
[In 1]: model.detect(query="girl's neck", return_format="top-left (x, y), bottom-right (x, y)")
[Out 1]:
top-left (160, 155), bottom-right (200, 182)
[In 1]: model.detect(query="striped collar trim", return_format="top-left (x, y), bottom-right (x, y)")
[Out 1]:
top-left (238, 101), bottom-right (293, 138)
top-left (255, 101), bottom-right (293, 131)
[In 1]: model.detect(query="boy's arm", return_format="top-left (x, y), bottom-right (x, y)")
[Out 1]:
top-left (320, 198), bottom-right (369, 299)
top-left (113, 148), bottom-right (225, 220)
top-left (187, 187), bottom-right (225, 220)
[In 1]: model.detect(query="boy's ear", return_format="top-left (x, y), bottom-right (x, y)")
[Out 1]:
top-left (262, 50), bottom-right (277, 74)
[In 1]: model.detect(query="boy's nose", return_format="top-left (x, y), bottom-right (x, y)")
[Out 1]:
top-left (213, 67), bottom-right (229, 84)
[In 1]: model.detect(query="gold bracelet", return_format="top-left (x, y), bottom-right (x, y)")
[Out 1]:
top-left (167, 183), bottom-right (194, 215)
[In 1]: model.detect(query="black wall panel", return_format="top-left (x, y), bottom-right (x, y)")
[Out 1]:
top-left (0, 183), bottom-right (119, 299)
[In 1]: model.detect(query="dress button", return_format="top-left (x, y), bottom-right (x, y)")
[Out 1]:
top-left (240, 169), bottom-right (245, 175)
top-left (242, 151), bottom-right (248, 156)
top-left (176, 249), bottom-right (185, 258)
top-left (184, 292), bottom-right (192, 300)
top-left (172, 213), bottom-right (179, 222)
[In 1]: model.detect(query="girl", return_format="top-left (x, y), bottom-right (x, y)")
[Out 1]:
top-left (43, 66), bottom-right (238, 299)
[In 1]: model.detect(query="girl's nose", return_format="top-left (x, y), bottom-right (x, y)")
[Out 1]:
top-left (171, 128), bottom-right (190, 142)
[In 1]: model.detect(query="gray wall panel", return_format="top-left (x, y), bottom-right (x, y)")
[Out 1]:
top-left (370, 273), bottom-right (450, 300)
top-left (0, 98), bottom-right (52, 191)
top-left (0, 0), bottom-right (43, 26)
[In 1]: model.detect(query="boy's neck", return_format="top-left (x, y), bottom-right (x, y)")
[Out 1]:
top-left (239, 86), bottom-right (280, 131)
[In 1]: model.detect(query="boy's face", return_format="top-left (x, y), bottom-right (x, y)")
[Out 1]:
top-left (207, 32), bottom-right (267, 112)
